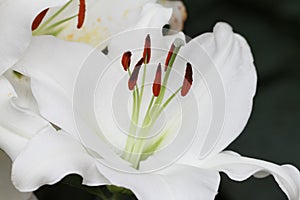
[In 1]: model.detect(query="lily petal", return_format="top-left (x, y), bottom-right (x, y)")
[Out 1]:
top-left (0, 76), bottom-right (51, 160)
top-left (14, 36), bottom-right (129, 165)
top-left (134, 3), bottom-right (172, 29)
top-left (0, 0), bottom-right (69, 75)
top-left (158, 0), bottom-right (187, 31)
top-left (14, 36), bottom-right (106, 135)
top-left (0, 150), bottom-right (36, 200)
top-left (12, 127), bottom-right (109, 192)
top-left (46, 1), bottom-right (172, 47)
top-left (178, 22), bottom-right (257, 160)
top-left (96, 163), bottom-right (220, 200)
top-left (201, 151), bottom-right (300, 200)
top-left (4, 70), bottom-right (39, 113)
top-left (107, 3), bottom-right (173, 60)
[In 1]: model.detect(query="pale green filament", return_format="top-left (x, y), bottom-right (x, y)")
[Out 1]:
top-left (122, 69), bottom-right (142, 161)
top-left (123, 56), bottom-right (148, 160)
top-left (123, 38), bottom-right (185, 169)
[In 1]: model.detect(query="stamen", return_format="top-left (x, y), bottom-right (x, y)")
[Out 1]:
top-left (77, 0), bottom-right (86, 29)
top-left (181, 62), bottom-right (193, 96)
top-left (152, 63), bottom-right (162, 97)
top-left (164, 43), bottom-right (175, 71)
top-left (32, 8), bottom-right (49, 31)
top-left (128, 58), bottom-right (144, 90)
top-left (143, 34), bottom-right (151, 64)
top-left (122, 51), bottom-right (132, 71)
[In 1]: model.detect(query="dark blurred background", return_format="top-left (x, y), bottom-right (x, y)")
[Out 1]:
top-left (35, 0), bottom-right (300, 199)
top-left (182, 0), bottom-right (300, 199)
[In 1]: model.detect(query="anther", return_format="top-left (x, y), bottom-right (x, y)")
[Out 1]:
top-left (77, 0), bottom-right (86, 29)
top-left (122, 51), bottom-right (132, 71)
top-left (128, 58), bottom-right (144, 90)
top-left (143, 34), bottom-right (151, 64)
top-left (165, 43), bottom-right (175, 71)
top-left (32, 8), bottom-right (49, 31)
top-left (152, 63), bottom-right (162, 97)
top-left (181, 63), bottom-right (193, 96)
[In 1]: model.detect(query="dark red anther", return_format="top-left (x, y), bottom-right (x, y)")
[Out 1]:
top-left (143, 34), bottom-right (151, 64)
top-left (152, 63), bottom-right (162, 97)
top-left (165, 43), bottom-right (175, 71)
top-left (181, 63), bottom-right (193, 96)
top-left (122, 51), bottom-right (132, 71)
top-left (128, 58), bottom-right (144, 90)
top-left (31, 8), bottom-right (49, 31)
top-left (77, 0), bottom-right (86, 29)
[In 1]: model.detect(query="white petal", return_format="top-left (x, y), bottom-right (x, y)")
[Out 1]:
top-left (14, 36), bottom-right (130, 166)
top-left (4, 70), bottom-right (39, 112)
top-left (0, 76), bottom-right (51, 160)
top-left (134, 3), bottom-right (172, 28)
top-left (178, 22), bottom-right (257, 161)
top-left (0, 150), bottom-right (36, 200)
top-left (12, 127), bottom-right (109, 192)
top-left (96, 163), bottom-right (220, 200)
top-left (201, 151), bottom-right (300, 200)
top-left (158, 0), bottom-right (187, 31)
top-left (0, 0), bottom-right (69, 75)
top-left (106, 3), bottom-right (173, 59)
top-left (14, 36), bottom-right (108, 135)
top-left (53, 1), bottom-right (171, 47)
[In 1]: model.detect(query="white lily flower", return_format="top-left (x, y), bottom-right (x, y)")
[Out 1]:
top-left (0, 150), bottom-right (37, 200)
top-left (12, 22), bottom-right (300, 200)
top-left (32, 0), bottom-right (186, 47)
top-left (0, 0), bottom-right (70, 75)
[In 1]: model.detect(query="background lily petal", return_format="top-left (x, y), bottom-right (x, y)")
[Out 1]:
top-left (0, 0), bottom-right (69, 75)
top-left (106, 3), bottom-right (173, 60)
top-left (158, 0), bottom-right (187, 31)
top-left (44, 1), bottom-right (180, 47)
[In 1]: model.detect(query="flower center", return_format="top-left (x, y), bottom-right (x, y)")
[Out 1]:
top-left (121, 34), bottom-right (193, 169)
top-left (32, 0), bottom-right (86, 36)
